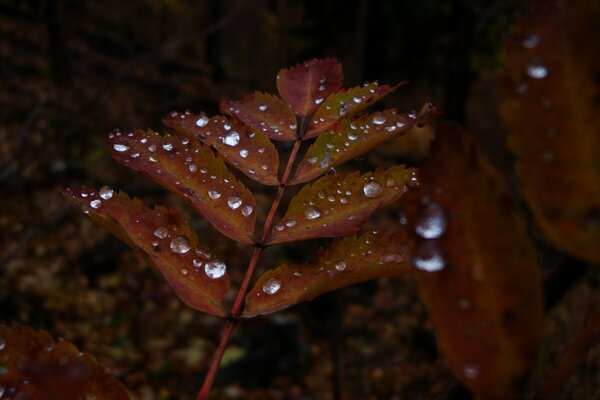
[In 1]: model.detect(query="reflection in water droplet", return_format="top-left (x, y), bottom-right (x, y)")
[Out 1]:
top-left (241, 205), bottom-right (254, 217)
top-left (113, 144), bottom-right (129, 152)
top-left (205, 260), bottom-right (227, 279)
top-left (99, 186), bottom-right (114, 200)
top-left (363, 181), bottom-right (383, 198)
top-left (154, 226), bottom-right (168, 239)
top-left (412, 241), bottom-right (445, 272)
top-left (415, 203), bottom-right (448, 239)
top-left (170, 236), bottom-right (191, 254)
top-left (208, 189), bottom-right (221, 200)
top-left (305, 206), bottom-right (322, 220)
top-left (262, 278), bottom-right (281, 295)
top-left (223, 131), bottom-right (240, 147)
top-left (527, 62), bottom-right (548, 79)
top-left (227, 196), bottom-right (242, 210)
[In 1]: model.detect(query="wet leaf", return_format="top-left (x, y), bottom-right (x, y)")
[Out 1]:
top-left (304, 82), bottom-right (400, 139)
top-left (500, 0), bottom-right (600, 263)
top-left (109, 129), bottom-right (256, 244)
top-left (221, 91), bottom-right (298, 141)
top-left (0, 325), bottom-right (130, 400)
top-left (61, 188), bottom-right (230, 316)
top-left (404, 125), bottom-right (543, 398)
top-left (244, 230), bottom-right (410, 317)
top-left (163, 111), bottom-right (279, 185)
top-left (276, 58), bottom-right (343, 117)
top-left (268, 166), bottom-right (414, 245)
top-left (290, 109), bottom-right (420, 185)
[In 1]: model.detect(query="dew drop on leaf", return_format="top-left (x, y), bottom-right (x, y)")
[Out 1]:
top-left (0, 337), bottom-right (6, 351)
top-left (415, 203), bottom-right (448, 239)
top-left (285, 218), bottom-right (296, 227)
top-left (223, 131), bottom-right (240, 147)
top-left (522, 33), bottom-right (540, 49)
top-left (526, 62), bottom-right (548, 79)
top-left (204, 260), bottom-right (226, 279)
top-left (99, 186), bottom-right (114, 200)
top-left (154, 226), bottom-right (168, 239)
top-left (363, 180), bottom-right (383, 198)
top-left (113, 144), bottom-right (129, 152)
top-left (412, 241), bottom-right (445, 272)
top-left (304, 206), bottom-right (322, 220)
top-left (239, 149), bottom-right (249, 158)
top-left (90, 199), bottom-right (102, 209)
top-left (208, 189), bottom-right (221, 200)
top-left (196, 115), bottom-right (209, 127)
top-left (227, 196), bottom-right (242, 210)
top-left (372, 113), bottom-right (386, 125)
top-left (241, 205), bottom-right (254, 217)
top-left (463, 364), bottom-right (480, 379)
top-left (262, 278), bottom-right (281, 295)
top-left (162, 142), bottom-right (174, 151)
top-left (170, 236), bottom-right (191, 254)
top-left (258, 104), bottom-right (268, 111)
top-left (335, 260), bottom-right (347, 271)
top-left (188, 163), bottom-right (198, 172)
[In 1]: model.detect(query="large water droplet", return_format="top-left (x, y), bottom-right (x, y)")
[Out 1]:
top-left (196, 116), bottom-right (209, 127)
top-left (208, 189), bottom-right (221, 200)
top-left (241, 205), bottom-right (254, 217)
top-left (262, 278), bottom-right (281, 295)
top-left (527, 62), bottom-right (548, 79)
top-left (305, 206), bottom-right (322, 220)
top-left (99, 186), bottom-right (114, 200)
top-left (335, 260), bottom-right (347, 271)
top-left (415, 203), bottom-right (448, 239)
top-left (372, 113), bottom-right (386, 125)
top-left (113, 144), bottom-right (129, 152)
top-left (205, 260), bottom-right (226, 279)
top-left (90, 199), bottom-right (101, 209)
top-left (227, 196), bottom-right (242, 210)
top-left (363, 180), bottom-right (383, 198)
top-left (412, 241), bottom-right (445, 272)
top-left (223, 131), bottom-right (240, 147)
top-left (154, 226), bottom-right (168, 239)
top-left (170, 236), bottom-right (191, 254)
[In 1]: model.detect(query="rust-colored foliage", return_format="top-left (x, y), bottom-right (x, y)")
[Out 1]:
top-left (0, 325), bottom-right (130, 399)
top-left (404, 125), bottom-right (543, 398)
top-left (500, 0), bottom-right (600, 263)
top-left (244, 230), bottom-right (411, 317)
top-left (61, 187), bottom-right (230, 316)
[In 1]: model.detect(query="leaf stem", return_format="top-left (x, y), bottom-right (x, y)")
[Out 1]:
top-left (196, 135), bottom-right (303, 399)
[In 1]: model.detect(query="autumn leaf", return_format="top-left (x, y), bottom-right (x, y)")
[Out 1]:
top-left (163, 111), bottom-right (279, 185)
top-left (404, 124), bottom-right (543, 398)
top-left (267, 166), bottom-right (414, 245)
top-left (243, 230), bottom-right (410, 317)
top-left (276, 58), bottom-right (343, 117)
top-left (500, 0), bottom-right (600, 263)
top-left (61, 188), bottom-right (230, 316)
top-left (108, 129), bottom-right (256, 244)
top-left (221, 91), bottom-right (298, 141)
top-left (0, 325), bottom-right (130, 400)
top-left (304, 82), bottom-right (400, 139)
top-left (290, 109), bottom-right (420, 185)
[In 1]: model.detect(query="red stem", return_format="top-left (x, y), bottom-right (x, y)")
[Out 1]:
top-left (196, 137), bottom-right (303, 399)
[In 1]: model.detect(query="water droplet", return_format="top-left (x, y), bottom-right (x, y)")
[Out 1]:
top-left (242, 205), bottom-right (254, 217)
top-left (154, 226), bottom-right (169, 239)
top-left (308, 155), bottom-right (318, 164)
top-left (181, 268), bottom-right (189, 275)
top-left (208, 189), bottom-right (221, 200)
top-left (170, 236), bottom-right (191, 254)
top-left (335, 260), bottom-right (347, 271)
top-left (320, 152), bottom-right (330, 168)
top-left (262, 278), bottom-right (281, 295)
top-left (99, 186), bottom-right (113, 200)
top-left (258, 104), bottom-right (268, 111)
top-left (148, 144), bottom-right (157, 152)
top-left (239, 149), bottom-right (249, 158)
top-left (113, 144), bottom-right (129, 152)
top-left (205, 260), bottom-right (226, 279)
top-left (223, 131), bottom-right (240, 146)
top-left (527, 62), bottom-right (548, 79)
top-left (412, 241), bottom-right (445, 272)
top-left (227, 196), bottom-right (242, 210)
top-left (0, 337), bottom-right (5, 351)
top-left (372, 113), bottom-right (386, 125)
top-left (522, 33), bottom-right (539, 49)
top-left (305, 206), bottom-right (322, 220)
top-left (463, 364), bottom-right (480, 379)
top-left (415, 203), bottom-right (448, 239)
top-left (188, 163), bottom-right (198, 172)
top-left (196, 116), bottom-right (209, 127)
top-left (162, 142), bottom-right (174, 151)
top-left (315, 97), bottom-right (324, 105)
top-left (285, 218), bottom-right (296, 227)
top-left (261, 164), bottom-right (268, 170)
top-left (363, 181), bottom-right (383, 198)
top-left (193, 259), bottom-right (203, 268)
top-left (90, 199), bottom-right (101, 209)
top-left (352, 96), bottom-right (362, 103)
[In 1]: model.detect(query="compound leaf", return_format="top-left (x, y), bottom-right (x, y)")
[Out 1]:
top-left (163, 111), bottom-right (279, 186)
top-left (500, 0), bottom-right (600, 263)
top-left (109, 129), bottom-right (256, 244)
top-left (404, 124), bottom-right (543, 398)
top-left (268, 166), bottom-right (414, 245)
top-left (0, 325), bottom-right (130, 400)
top-left (61, 188), bottom-right (230, 317)
top-left (221, 91), bottom-right (298, 141)
top-left (276, 58), bottom-right (343, 117)
top-left (244, 230), bottom-right (410, 317)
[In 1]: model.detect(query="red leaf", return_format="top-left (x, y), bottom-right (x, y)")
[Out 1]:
top-left (243, 230), bottom-right (410, 317)
top-left (0, 325), bottom-right (130, 400)
top-left (221, 91), bottom-right (298, 141)
top-left (304, 82), bottom-right (400, 139)
top-left (163, 111), bottom-right (279, 186)
top-left (267, 166), bottom-right (414, 245)
top-left (500, 0), bottom-right (600, 263)
top-left (404, 125), bottom-right (543, 398)
top-left (276, 58), bottom-right (343, 117)
top-left (109, 129), bottom-right (256, 244)
top-left (61, 188), bottom-right (230, 316)
top-left (290, 109), bottom-right (419, 185)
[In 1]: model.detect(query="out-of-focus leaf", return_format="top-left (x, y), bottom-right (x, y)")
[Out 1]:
top-left (268, 166), bottom-right (414, 245)
top-left (290, 109), bottom-right (419, 185)
top-left (163, 111), bottom-right (279, 185)
top-left (0, 325), bottom-right (130, 400)
top-left (244, 230), bottom-right (410, 317)
top-left (500, 0), bottom-right (600, 263)
top-left (109, 129), bottom-right (256, 244)
top-left (404, 125), bottom-right (543, 398)
top-left (304, 82), bottom-right (400, 139)
top-left (61, 188), bottom-right (229, 316)
top-left (276, 58), bottom-right (343, 117)
top-left (221, 91), bottom-right (298, 141)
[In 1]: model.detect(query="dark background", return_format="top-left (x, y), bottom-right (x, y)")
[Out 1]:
top-left (2, 1), bottom-right (598, 399)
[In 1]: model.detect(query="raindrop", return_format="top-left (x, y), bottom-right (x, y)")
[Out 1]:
top-left (320, 152), bottom-right (330, 168)
top-left (522, 33), bottom-right (540, 49)
top-left (258, 105), bottom-right (268, 111)
top-left (347, 132), bottom-right (358, 141)
top-left (308, 155), bottom-right (318, 164)
top-left (223, 131), bottom-right (240, 147)
top-left (162, 142), bottom-right (174, 151)
top-left (412, 241), bottom-right (445, 272)
top-left (285, 218), bottom-right (296, 227)
top-left (99, 186), bottom-right (113, 200)
top-left (305, 206), bottom-right (322, 220)
top-left (0, 337), bottom-right (5, 351)
top-left (205, 260), bottom-right (227, 279)
top-left (188, 163), bottom-right (198, 172)
top-left (315, 98), bottom-right (324, 105)
top-left (154, 226), bottom-right (168, 239)
top-left (193, 259), bottom-right (203, 268)
top-left (113, 144), bottom-right (129, 152)
top-left (196, 116), bottom-right (209, 127)
top-left (372, 113), bottom-right (386, 125)
top-left (239, 149), bottom-right (249, 158)
top-left (262, 278), bottom-right (281, 295)
top-left (463, 364), bottom-right (480, 379)
top-left (242, 205), bottom-right (254, 217)
top-left (181, 268), bottom-right (189, 275)
top-left (415, 203), bottom-right (448, 239)
top-left (208, 189), bottom-right (221, 200)
top-left (148, 144), bottom-right (157, 152)
top-left (527, 62), bottom-right (548, 79)
top-left (227, 196), bottom-right (242, 210)
top-left (90, 199), bottom-right (101, 209)
top-left (170, 236), bottom-right (191, 254)
top-left (363, 180), bottom-right (383, 198)
top-left (335, 260), bottom-right (347, 271)
top-left (353, 96), bottom-right (362, 103)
